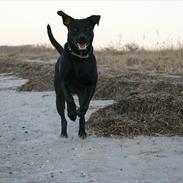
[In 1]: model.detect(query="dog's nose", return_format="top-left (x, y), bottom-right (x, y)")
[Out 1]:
top-left (78, 33), bottom-right (87, 43)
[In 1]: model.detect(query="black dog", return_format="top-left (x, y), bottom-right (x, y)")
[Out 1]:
top-left (47, 11), bottom-right (100, 138)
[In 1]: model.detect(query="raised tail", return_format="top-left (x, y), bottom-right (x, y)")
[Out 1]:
top-left (47, 24), bottom-right (63, 55)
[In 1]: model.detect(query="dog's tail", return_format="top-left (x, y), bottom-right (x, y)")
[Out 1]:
top-left (47, 24), bottom-right (63, 55)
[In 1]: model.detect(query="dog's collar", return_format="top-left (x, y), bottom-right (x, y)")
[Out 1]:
top-left (68, 45), bottom-right (89, 59)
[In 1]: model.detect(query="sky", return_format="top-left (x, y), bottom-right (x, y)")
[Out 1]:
top-left (1, 0), bottom-right (183, 49)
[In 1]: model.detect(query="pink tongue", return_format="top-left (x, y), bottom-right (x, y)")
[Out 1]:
top-left (79, 43), bottom-right (86, 48)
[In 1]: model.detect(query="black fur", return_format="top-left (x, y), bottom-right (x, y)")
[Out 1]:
top-left (47, 11), bottom-right (100, 138)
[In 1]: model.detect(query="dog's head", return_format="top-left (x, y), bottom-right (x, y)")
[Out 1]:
top-left (57, 11), bottom-right (100, 54)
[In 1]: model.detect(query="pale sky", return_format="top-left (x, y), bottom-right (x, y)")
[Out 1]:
top-left (1, 0), bottom-right (183, 49)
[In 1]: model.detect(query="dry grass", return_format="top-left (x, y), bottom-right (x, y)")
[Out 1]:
top-left (87, 92), bottom-right (183, 137)
top-left (96, 46), bottom-right (183, 74)
top-left (0, 44), bottom-right (58, 61)
top-left (1, 44), bottom-right (183, 74)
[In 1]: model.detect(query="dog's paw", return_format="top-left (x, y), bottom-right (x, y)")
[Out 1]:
top-left (78, 130), bottom-right (87, 139)
top-left (68, 110), bottom-right (77, 121)
top-left (60, 132), bottom-right (68, 138)
top-left (67, 103), bottom-right (77, 121)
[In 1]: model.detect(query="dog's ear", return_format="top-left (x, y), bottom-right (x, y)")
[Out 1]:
top-left (87, 15), bottom-right (101, 27)
top-left (57, 11), bottom-right (74, 28)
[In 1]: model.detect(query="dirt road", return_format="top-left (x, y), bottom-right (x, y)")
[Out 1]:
top-left (0, 74), bottom-right (183, 183)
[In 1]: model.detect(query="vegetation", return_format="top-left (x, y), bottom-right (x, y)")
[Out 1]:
top-left (1, 43), bottom-right (183, 74)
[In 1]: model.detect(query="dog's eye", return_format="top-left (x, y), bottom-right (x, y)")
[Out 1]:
top-left (73, 27), bottom-right (79, 32)
top-left (85, 26), bottom-right (90, 32)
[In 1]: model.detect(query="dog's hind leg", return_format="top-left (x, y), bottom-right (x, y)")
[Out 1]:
top-left (56, 93), bottom-right (68, 137)
top-left (78, 115), bottom-right (86, 139)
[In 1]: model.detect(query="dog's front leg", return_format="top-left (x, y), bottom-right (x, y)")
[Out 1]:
top-left (61, 80), bottom-right (77, 121)
top-left (78, 86), bottom-right (96, 138)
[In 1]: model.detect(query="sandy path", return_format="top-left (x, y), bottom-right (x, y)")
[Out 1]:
top-left (0, 74), bottom-right (183, 183)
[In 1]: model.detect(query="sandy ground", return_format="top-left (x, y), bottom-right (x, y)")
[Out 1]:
top-left (0, 74), bottom-right (183, 183)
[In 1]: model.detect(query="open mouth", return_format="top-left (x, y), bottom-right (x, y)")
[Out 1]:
top-left (77, 43), bottom-right (88, 50)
